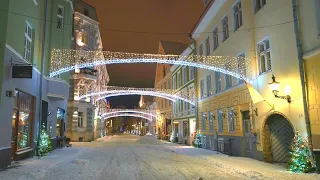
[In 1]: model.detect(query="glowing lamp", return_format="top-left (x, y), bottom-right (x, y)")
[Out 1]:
top-left (268, 75), bottom-right (291, 103)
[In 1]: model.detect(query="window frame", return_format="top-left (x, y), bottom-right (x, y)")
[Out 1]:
top-left (222, 15), bottom-right (229, 42)
top-left (173, 75), bottom-right (176, 90)
top-left (257, 38), bottom-right (271, 74)
top-left (206, 74), bottom-right (212, 97)
top-left (205, 36), bottom-right (210, 56)
top-left (227, 107), bottom-right (235, 133)
top-left (202, 112), bottom-right (206, 131)
top-left (200, 78), bottom-right (205, 99)
top-left (212, 26), bottom-right (219, 51)
top-left (78, 112), bottom-right (84, 127)
top-left (253, 0), bottom-right (266, 14)
top-left (209, 111), bottom-right (214, 132)
top-left (199, 44), bottom-right (204, 56)
top-left (215, 71), bottom-right (221, 93)
top-left (24, 21), bottom-right (33, 63)
top-left (57, 5), bottom-right (64, 30)
top-left (177, 71), bottom-right (181, 88)
top-left (218, 109), bottom-right (224, 132)
top-left (233, 0), bottom-right (243, 31)
top-left (182, 66), bottom-right (187, 84)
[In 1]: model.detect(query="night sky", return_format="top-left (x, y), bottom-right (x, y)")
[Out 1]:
top-left (84, 0), bottom-right (204, 108)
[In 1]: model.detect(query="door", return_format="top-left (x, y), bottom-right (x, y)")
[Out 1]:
top-left (242, 111), bottom-right (252, 157)
top-left (269, 116), bottom-right (294, 163)
top-left (11, 110), bottom-right (18, 159)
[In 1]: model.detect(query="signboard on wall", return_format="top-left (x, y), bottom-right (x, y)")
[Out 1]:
top-left (12, 65), bottom-right (33, 78)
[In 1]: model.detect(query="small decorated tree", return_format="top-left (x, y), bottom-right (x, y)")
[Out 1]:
top-left (287, 131), bottom-right (315, 173)
top-left (38, 127), bottom-right (53, 156)
top-left (192, 133), bottom-right (202, 148)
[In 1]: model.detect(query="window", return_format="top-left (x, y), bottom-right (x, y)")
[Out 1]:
top-left (163, 66), bottom-right (166, 77)
top-left (205, 37), bottom-right (210, 56)
top-left (84, 8), bottom-right (89, 16)
top-left (215, 72), bottom-right (221, 93)
top-left (218, 110), bottom-right (224, 132)
top-left (57, 6), bottom-right (64, 30)
top-left (202, 112), bottom-right (206, 131)
top-left (199, 44), bottom-right (203, 56)
top-left (228, 107), bottom-right (235, 132)
top-left (222, 16), bottom-right (229, 41)
top-left (234, 1), bottom-right (243, 31)
top-left (254, 0), bottom-right (266, 14)
top-left (209, 112), bottom-right (214, 131)
top-left (200, 79), bottom-right (205, 99)
top-left (179, 100), bottom-right (183, 112)
top-left (173, 75), bottom-right (176, 89)
top-left (225, 61), bottom-right (232, 88)
top-left (237, 53), bottom-right (246, 83)
top-left (258, 38), bottom-right (271, 74)
top-left (24, 22), bottom-right (32, 62)
top-left (206, 74), bottom-right (212, 97)
top-left (189, 67), bottom-right (195, 80)
top-left (78, 112), bottom-right (84, 127)
top-left (213, 27), bottom-right (219, 50)
top-left (12, 90), bottom-right (34, 151)
top-left (189, 85), bottom-right (195, 109)
top-left (177, 71), bottom-right (181, 88)
top-left (182, 67), bottom-right (187, 84)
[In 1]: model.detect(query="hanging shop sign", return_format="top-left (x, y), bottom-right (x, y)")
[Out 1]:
top-left (12, 65), bottom-right (33, 78)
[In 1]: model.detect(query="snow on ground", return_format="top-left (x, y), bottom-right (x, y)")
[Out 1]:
top-left (0, 134), bottom-right (319, 180)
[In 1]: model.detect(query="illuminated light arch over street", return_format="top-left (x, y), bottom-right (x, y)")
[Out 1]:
top-left (103, 113), bottom-right (155, 122)
top-left (50, 49), bottom-right (253, 82)
top-left (77, 86), bottom-right (195, 105)
top-left (102, 109), bottom-right (156, 118)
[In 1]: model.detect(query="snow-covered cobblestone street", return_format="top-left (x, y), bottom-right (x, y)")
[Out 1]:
top-left (0, 135), bottom-right (319, 180)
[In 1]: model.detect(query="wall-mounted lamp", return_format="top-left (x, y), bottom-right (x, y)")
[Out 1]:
top-left (268, 75), bottom-right (291, 103)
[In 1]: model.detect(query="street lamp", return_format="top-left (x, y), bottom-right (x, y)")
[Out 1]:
top-left (268, 75), bottom-right (291, 103)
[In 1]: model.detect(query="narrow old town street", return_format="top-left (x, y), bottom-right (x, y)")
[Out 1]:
top-left (0, 135), bottom-right (318, 180)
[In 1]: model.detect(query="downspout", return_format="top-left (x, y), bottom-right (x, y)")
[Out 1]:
top-left (189, 35), bottom-right (198, 134)
top-left (292, 0), bottom-right (315, 163)
top-left (36, 0), bottom-right (48, 156)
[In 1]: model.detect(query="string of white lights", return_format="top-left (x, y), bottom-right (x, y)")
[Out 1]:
top-left (102, 110), bottom-right (156, 118)
top-left (50, 49), bottom-right (253, 82)
top-left (103, 113), bottom-right (155, 122)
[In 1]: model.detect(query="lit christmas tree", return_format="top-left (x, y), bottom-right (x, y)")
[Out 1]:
top-left (192, 133), bottom-right (202, 148)
top-left (39, 127), bottom-right (53, 156)
top-left (287, 131), bottom-right (315, 173)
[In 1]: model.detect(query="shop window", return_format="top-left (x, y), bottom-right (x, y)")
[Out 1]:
top-left (56, 108), bottom-right (65, 137)
top-left (11, 90), bottom-right (34, 151)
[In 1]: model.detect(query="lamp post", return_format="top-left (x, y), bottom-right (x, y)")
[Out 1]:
top-left (268, 75), bottom-right (291, 103)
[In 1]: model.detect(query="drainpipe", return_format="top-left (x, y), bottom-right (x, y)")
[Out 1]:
top-left (292, 0), bottom-right (315, 163)
top-left (36, 0), bottom-right (48, 156)
top-left (189, 35), bottom-right (198, 134)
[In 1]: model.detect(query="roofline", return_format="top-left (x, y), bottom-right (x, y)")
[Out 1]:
top-left (189, 0), bottom-right (215, 38)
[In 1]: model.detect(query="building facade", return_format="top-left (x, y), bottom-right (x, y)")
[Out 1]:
top-left (171, 45), bottom-right (197, 145)
top-left (192, 0), bottom-right (308, 163)
top-left (66, 0), bottom-right (109, 142)
top-left (296, 0), bottom-right (320, 161)
top-left (0, 0), bottom-right (73, 168)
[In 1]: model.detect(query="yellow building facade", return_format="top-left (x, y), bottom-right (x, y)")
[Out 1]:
top-left (297, 0), bottom-right (320, 150)
top-left (192, 0), bottom-right (308, 163)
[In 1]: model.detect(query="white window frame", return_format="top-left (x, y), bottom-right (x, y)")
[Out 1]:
top-left (222, 15), bottom-right (229, 42)
top-left (218, 109), bottom-right (224, 132)
top-left (212, 26), bottom-right (219, 50)
top-left (200, 78), bottom-right (205, 99)
top-left (206, 74), bottom-right (212, 97)
top-left (205, 36), bottom-right (210, 56)
top-left (57, 5), bottom-right (64, 30)
top-left (258, 38), bottom-right (271, 74)
top-left (237, 53), bottom-right (246, 84)
top-left (189, 67), bottom-right (195, 80)
top-left (173, 75), bottom-right (176, 90)
top-left (209, 111), bottom-right (214, 132)
top-left (78, 112), bottom-right (84, 127)
top-left (215, 71), bottom-right (221, 93)
top-left (182, 66), bottom-right (187, 84)
top-left (253, 0), bottom-right (266, 14)
top-left (199, 44), bottom-right (203, 56)
top-left (177, 71), bottom-right (181, 88)
top-left (202, 112), bottom-right (206, 131)
top-left (24, 22), bottom-right (32, 63)
top-left (233, 0), bottom-right (243, 31)
top-left (228, 107), bottom-right (235, 133)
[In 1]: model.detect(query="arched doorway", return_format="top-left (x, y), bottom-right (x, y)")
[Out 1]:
top-left (263, 113), bottom-right (294, 163)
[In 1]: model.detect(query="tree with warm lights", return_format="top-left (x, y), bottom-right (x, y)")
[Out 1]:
top-left (38, 126), bottom-right (53, 156)
top-left (287, 131), bottom-right (315, 173)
